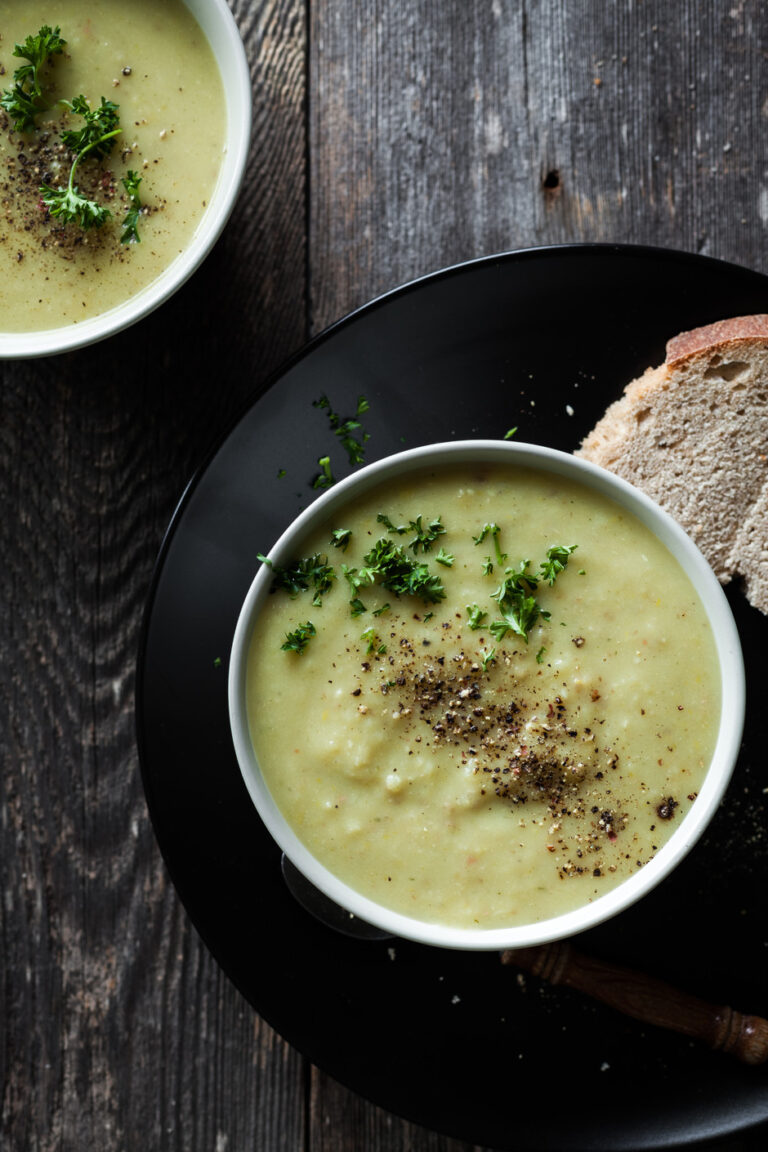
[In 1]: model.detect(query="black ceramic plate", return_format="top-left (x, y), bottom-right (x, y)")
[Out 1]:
top-left (137, 245), bottom-right (768, 1152)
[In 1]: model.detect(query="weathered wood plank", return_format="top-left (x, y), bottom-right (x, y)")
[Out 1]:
top-left (0, 2), bottom-right (308, 1149)
top-left (309, 0), bottom-right (768, 334)
top-left (3, 1), bottom-right (768, 1149)
top-left (310, 1066), bottom-right (488, 1152)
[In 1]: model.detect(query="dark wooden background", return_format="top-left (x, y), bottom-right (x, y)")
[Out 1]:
top-left (2, 1), bottom-right (767, 1149)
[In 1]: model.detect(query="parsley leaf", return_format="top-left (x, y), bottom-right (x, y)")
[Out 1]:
top-left (362, 538), bottom-right (446, 604)
top-left (360, 626), bottom-right (386, 655)
top-left (120, 169), bottom-right (143, 243)
top-left (489, 559), bottom-right (546, 642)
top-left (312, 455), bottom-right (335, 489)
top-left (378, 512), bottom-right (446, 553)
top-left (259, 552), bottom-right (336, 605)
top-left (474, 522), bottom-right (507, 566)
top-left (407, 515), bottom-right (445, 553)
top-left (0, 25), bottom-right (66, 132)
top-left (281, 621), bottom-right (316, 654)
top-left (60, 95), bottom-right (120, 159)
top-left (466, 603), bottom-right (487, 630)
top-left (313, 394), bottom-right (371, 468)
top-left (539, 543), bottom-right (578, 585)
top-left (40, 180), bottom-right (111, 229)
top-left (376, 512), bottom-right (406, 535)
top-left (40, 96), bottom-right (122, 231)
top-left (330, 527), bottom-right (352, 550)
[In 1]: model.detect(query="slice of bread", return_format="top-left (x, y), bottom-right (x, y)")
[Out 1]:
top-left (576, 315), bottom-right (768, 613)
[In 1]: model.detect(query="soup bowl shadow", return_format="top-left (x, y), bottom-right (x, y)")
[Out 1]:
top-left (0, 0), bottom-right (251, 360)
top-left (228, 440), bottom-right (745, 951)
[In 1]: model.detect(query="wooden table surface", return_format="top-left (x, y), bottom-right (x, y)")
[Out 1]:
top-left (2, 2), bottom-right (767, 1149)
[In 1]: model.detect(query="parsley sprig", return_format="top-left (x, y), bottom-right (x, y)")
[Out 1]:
top-left (258, 552), bottom-right (336, 606)
top-left (377, 512), bottom-right (446, 553)
top-left (311, 395), bottom-right (371, 486)
top-left (360, 538), bottom-right (447, 604)
top-left (3, 26), bottom-right (148, 240)
top-left (60, 95), bottom-right (120, 157)
top-left (489, 559), bottom-right (545, 642)
top-left (0, 25), bottom-right (66, 132)
top-left (281, 621), bottom-right (316, 654)
top-left (314, 394), bottom-right (370, 466)
top-left (341, 537), bottom-right (446, 614)
top-left (474, 522), bottom-right (507, 568)
top-left (488, 544), bottom-right (578, 642)
top-left (40, 94), bottom-right (122, 231)
top-left (539, 543), bottom-right (578, 585)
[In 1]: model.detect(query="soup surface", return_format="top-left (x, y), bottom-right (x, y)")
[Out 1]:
top-left (246, 463), bottom-right (720, 930)
top-left (0, 0), bottom-right (225, 331)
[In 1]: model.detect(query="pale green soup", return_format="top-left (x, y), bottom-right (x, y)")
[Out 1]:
top-left (0, 0), bottom-right (225, 331)
top-left (247, 464), bottom-right (721, 930)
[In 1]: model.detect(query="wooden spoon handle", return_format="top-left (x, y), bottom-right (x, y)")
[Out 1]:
top-left (501, 942), bottom-right (768, 1065)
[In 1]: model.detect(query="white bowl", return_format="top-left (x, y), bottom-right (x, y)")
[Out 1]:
top-left (229, 440), bottom-right (745, 950)
top-left (0, 0), bottom-right (251, 359)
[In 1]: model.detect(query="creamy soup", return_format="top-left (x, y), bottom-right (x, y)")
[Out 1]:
top-left (246, 464), bottom-right (721, 930)
top-left (0, 1), bottom-right (225, 331)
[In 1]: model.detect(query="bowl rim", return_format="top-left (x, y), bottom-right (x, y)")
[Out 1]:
top-left (0, 0), bottom-right (252, 360)
top-left (228, 439), bottom-right (746, 951)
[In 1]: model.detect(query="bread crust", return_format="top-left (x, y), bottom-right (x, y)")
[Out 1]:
top-left (666, 315), bottom-right (768, 365)
top-left (576, 315), bottom-right (768, 613)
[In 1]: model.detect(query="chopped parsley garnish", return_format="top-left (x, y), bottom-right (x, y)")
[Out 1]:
top-left (372, 602), bottom-right (390, 616)
top-left (435, 547), bottom-right (454, 567)
top-left (40, 94), bottom-right (123, 230)
top-left (481, 647), bottom-right (497, 673)
top-left (60, 95), bottom-right (120, 158)
top-left (377, 512), bottom-right (446, 553)
top-left (281, 621), bottom-right (316, 654)
top-left (0, 25), bottom-right (66, 132)
top-left (489, 559), bottom-right (547, 642)
top-left (539, 544), bottom-right (578, 585)
top-left (341, 562), bottom-right (376, 596)
top-left (312, 455), bottom-right (335, 489)
top-left (474, 522), bottom-right (507, 566)
top-left (376, 512), bottom-right (407, 534)
top-left (330, 527), bottom-right (352, 550)
top-left (361, 538), bottom-right (446, 604)
top-left (466, 603), bottom-right (487, 630)
top-left (407, 515), bottom-right (445, 553)
top-left (487, 543), bottom-right (577, 643)
top-left (360, 626), bottom-right (386, 655)
top-left (536, 646), bottom-right (546, 664)
top-left (120, 169), bottom-right (143, 243)
top-left (313, 394), bottom-right (371, 468)
top-left (503, 427), bottom-right (518, 440)
top-left (258, 552), bottom-right (336, 605)
top-left (3, 26), bottom-right (150, 239)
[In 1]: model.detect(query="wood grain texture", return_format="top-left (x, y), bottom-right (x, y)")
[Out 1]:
top-left (309, 0), bottom-right (768, 333)
top-left (0, 2), bottom-right (307, 1150)
top-left (2, 1), bottom-right (768, 1150)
